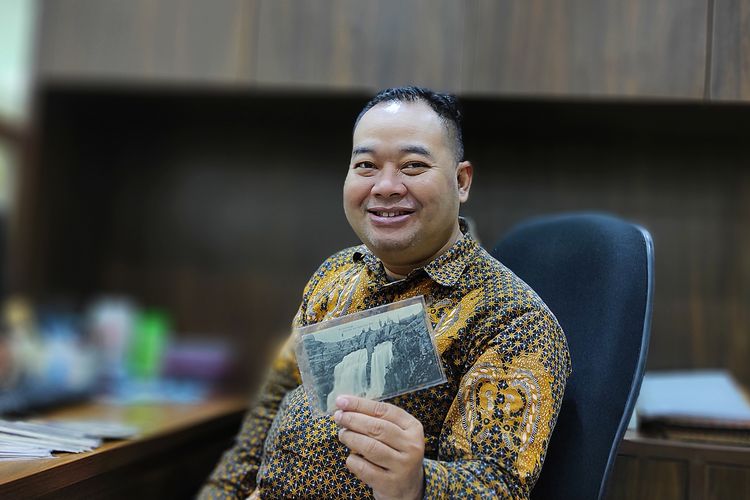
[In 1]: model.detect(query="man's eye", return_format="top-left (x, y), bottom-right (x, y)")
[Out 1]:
top-left (403, 162), bottom-right (429, 172)
top-left (353, 161), bottom-right (375, 169)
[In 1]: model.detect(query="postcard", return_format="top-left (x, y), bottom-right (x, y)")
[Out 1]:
top-left (295, 296), bottom-right (447, 414)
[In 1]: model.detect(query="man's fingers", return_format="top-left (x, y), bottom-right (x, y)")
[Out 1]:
top-left (338, 427), bottom-right (398, 468)
top-left (334, 410), bottom-right (407, 451)
top-left (345, 452), bottom-right (389, 486)
top-left (335, 395), bottom-right (415, 430)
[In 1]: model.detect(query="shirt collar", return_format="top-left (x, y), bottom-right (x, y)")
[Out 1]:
top-left (352, 218), bottom-right (478, 288)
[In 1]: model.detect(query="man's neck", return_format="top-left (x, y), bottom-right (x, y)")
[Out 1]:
top-left (383, 267), bottom-right (407, 282)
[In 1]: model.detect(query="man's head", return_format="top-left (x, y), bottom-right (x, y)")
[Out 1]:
top-left (344, 87), bottom-right (473, 278)
top-left (354, 87), bottom-right (464, 163)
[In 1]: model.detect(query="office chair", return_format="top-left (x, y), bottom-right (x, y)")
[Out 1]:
top-left (491, 213), bottom-right (653, 500)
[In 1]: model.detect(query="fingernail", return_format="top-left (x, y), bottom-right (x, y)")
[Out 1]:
top-left (333, 410), bottom-right (342, 423)
top-left (335, 396), bottom-right (349, 409)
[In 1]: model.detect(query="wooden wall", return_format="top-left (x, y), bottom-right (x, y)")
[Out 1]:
top-left (15, 87), bottom-right (750, 390)
top-left (464, 100), bottom-right (750, 387)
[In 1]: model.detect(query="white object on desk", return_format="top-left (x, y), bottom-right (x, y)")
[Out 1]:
top-left (636, 369), bottom-right (750, 422)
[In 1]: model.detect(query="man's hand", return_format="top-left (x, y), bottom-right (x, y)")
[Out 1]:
top-left (334, 395), bottom-right (425, 500)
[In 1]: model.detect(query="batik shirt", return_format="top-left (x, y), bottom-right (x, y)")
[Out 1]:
top-left (200, 228), bottom-right (571, 499)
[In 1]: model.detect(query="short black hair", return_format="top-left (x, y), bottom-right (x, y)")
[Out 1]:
top-left (354, 86), bottom-right (464, 162)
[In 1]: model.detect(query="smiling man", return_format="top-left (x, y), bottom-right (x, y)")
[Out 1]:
top-left (200, 87), bottom-right (571, 499)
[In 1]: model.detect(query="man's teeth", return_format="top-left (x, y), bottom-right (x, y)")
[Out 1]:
top-left (375, 211), bottom-right (408, 217)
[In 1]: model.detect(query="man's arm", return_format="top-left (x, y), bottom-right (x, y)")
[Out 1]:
top-left (198, 336), bottom-right (301, 499)
top-left (198, 252), bottom-right (335, 499)
top-left (336, 306), bottom-right (570, 500)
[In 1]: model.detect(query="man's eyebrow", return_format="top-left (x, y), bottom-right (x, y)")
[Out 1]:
top-left (350, 144), bottom-right (435, 159)
top-left (400, 145), bottom-right (434, 159)
top-left (351, 146), bottom-right (374, 156)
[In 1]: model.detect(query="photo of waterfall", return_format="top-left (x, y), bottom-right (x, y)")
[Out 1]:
top-left (295, 297), bottom-right (447, 414)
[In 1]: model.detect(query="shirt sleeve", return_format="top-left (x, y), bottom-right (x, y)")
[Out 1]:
top-left (198, 328), bottom-right (302, 499)
top-left (423, 306), bottom-right (571, 499)
top-left (198, 254), bottom-right (342, 499)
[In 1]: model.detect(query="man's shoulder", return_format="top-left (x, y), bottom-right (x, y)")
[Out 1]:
top-left (464, 245), bottom-right (521, 289)
top-left (465, 245), bottom-right (550, 312)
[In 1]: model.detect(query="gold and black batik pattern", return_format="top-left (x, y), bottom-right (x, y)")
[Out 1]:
top-left (200, 225), bottom-right (571, 499)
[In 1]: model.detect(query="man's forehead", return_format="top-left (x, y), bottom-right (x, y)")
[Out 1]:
top-left (382, 101), bottom-right (403, 114)
top-left (357, 99), bottom-right (438, 124)
top-left (353, 101), bottom-right (447, 144)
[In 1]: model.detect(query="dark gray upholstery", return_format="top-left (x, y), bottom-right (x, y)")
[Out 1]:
top-left (491, 213), bottom-right (653, 500)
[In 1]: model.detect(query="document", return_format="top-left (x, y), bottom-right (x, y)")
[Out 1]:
top-left (0, 418), bottom-right (137, 460)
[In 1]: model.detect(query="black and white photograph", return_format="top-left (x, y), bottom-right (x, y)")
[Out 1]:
top-left (295, 297), bottom-right (446, 414)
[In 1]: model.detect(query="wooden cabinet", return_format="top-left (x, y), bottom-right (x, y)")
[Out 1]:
top-left (254, 0), bottom-right (465, 92)
top-left (462, 0), bottom-right (708, 99)
top-left (608, 456), bottom-right (688, 500)
top-left (710, 0), bottom-right (750, 101)
top-left (35, 0), bottom-right (728, 100)
top-left (36, 0), bottom-right (464, 92)
top-left (37, 0), bottom-right (259, 84)
top-left (607, 431), bottom-right (750, 500)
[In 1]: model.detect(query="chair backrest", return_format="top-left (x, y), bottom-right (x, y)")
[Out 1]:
top-left (491, 213), bottom-right (653, 500)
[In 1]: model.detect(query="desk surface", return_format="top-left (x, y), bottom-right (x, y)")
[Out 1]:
top-left (6, 405), bottom-right (747, 499)
top-left (0, 397), bottom-right (248, 498)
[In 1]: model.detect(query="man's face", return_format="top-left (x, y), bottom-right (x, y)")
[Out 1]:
top-left (343, 100), bottom-right (472, 272)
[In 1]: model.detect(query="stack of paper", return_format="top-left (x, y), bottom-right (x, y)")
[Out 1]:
top-left (0, 419), bottom-right (137, 461)
top-left (636, 370), bottom-right (750, 445)
top-left (32, 419), bottom-right (139, 440)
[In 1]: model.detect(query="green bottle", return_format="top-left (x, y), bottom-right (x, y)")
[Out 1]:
top-left (128, 310), bottom-right (170, 379)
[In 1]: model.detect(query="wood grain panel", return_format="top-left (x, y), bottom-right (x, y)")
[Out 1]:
top-left (255, 0), bottom-right (465, 92)
top-left (706, 465), bottom-right (750, 499)
top-left (710, 0), bottom-right (750, 100)
top-left (607, 456), bottom-right (688, 500)
top-left (36, 0), bottom-right (258, 84)
top-left (641, 458), bottom-right (688, 500)
top-left (607, 455), bottom-right (641, 500)
top-left (463, 0), bottom-right (708, 98)
top-left (614, 431), bottom-right (750, 500)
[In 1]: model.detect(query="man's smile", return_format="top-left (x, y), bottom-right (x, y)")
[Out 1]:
top-left (366, 207), bottom-right (415, 225)
top-left (367, 208), bottom-right (414, 217)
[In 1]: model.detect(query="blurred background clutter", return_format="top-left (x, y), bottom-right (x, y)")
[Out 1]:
top-left (0, 0), bottom-right (749, 497)
top-left (0, 294), bottom-right (236, 413)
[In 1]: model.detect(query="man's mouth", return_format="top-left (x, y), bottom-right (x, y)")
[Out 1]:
top-left (368, 210), bottom-right (413, 218)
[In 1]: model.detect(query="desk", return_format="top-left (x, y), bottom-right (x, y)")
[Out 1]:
top-left (607, 430), bottom-right (750, 500)
top-left (0, 397), bottom-right (247, 499)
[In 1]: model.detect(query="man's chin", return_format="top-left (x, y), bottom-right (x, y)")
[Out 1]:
top-left (363, 237), bottom-right (416, 259)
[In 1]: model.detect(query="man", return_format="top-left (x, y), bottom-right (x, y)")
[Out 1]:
top-left (200, 87), bottom-right (571, 499)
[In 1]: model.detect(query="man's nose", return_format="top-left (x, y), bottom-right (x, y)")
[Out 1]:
top-left (371, 167), bottom-right (407, 198)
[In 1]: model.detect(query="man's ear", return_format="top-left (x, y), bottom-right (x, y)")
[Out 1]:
top-left (457, 161), bottom-right (473, 203)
